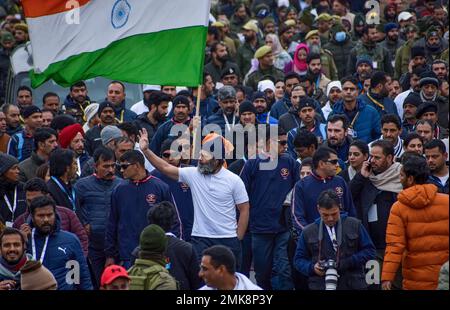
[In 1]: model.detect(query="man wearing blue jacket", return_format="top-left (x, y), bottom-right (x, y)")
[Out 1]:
top-left (358, 71), bottom-right (399, 117)
top-left (75, 146), bottom-right (122, 288)
top-left (26, 195), bottom-right (92, 290)
top-left (270, 73), bottom-right (302, 120)
top-left (252, 92), bottom-right (278, 125)
top-left (149, 95), bottom-right (191, 157)
top-left (205, 86), bottom-right (240, 136)
top-left (240, 127), bottom-right (300, 290)
top-left (7, 106), bottom-right (42, 162)
top-left (105, 150), bottom-right (177, 269)
top-left (292, 146), bottom-right (356, 235)
top-left (106, 81), bottom-right (137, 123)
top-left (330, 76), bottom-right (381, 143)
top-left (294, 190), bottom-right (375, 290)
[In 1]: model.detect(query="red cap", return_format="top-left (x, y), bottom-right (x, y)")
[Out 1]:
top-left (100, 265), bottom-right (130, 286)
top-left (58, 123), bottom-right (84, 149)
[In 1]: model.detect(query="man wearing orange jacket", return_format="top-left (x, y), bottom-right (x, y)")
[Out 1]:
top-left (382, 154), bottom-right (449, 290)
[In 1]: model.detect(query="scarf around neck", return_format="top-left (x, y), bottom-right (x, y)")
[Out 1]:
top-left (369, 162), bottom-right (403, 193)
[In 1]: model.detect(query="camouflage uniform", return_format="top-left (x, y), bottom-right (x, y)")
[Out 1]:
top-left (440, 48), bottom-right (449, 63)
top-left (394, 39), bottom-right (418, 79)
top-left (320, 48), bottom-right (339, 81)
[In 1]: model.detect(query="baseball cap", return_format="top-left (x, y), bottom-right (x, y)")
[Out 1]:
top-left (100, 265), bottom-right (130, 286)
top-left (398, 12), bottom-right (413, 22)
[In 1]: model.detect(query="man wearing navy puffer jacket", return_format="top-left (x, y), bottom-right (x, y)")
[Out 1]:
top-left (26, 196), bottom-right (92, 290)
top-left (75, 146), bottom-right (122, 288)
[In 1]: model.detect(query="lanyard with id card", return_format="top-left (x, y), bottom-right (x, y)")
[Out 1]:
top-left (3, 186), bottom-right (17, 227)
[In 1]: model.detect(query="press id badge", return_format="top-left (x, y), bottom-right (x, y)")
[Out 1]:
top-left (348, 128), bottom-right (357, 138)
top-left (5, 221), bottom-right (13, 228)
top-left (373, 61), bottom-right (378, 69)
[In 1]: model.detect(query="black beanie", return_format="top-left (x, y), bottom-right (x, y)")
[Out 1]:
top-left (416, 102), bottom-right (438, 119)
top-left (0, 153), bottom-right (19, 175)
top-left (97, 100), bottom-right (115, 115)
top-left (410, 46), bottom-right (426, 59)
top-left (239, 100), bottom-right (257, 115)
top-left (50, 114), bottom-right (76, 132)
top-left (22, 105), bottom-right (41, 119)
top-left (403, 92), bottom-right (422, 108)
top-left (172, 95), bottom-right (190, 108)
top-left (298, 97), bottom-right (315, 111)
top-left (419, 71), bottom-right (440, 88)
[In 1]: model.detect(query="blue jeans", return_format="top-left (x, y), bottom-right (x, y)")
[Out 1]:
top-left (191, 236), bottom-right (242, 271)
top-left (252, 231), bottom-right (293, 290)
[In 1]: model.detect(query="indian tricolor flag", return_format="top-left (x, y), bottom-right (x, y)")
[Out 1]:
top-left (22, 0), bottom-right (211, 88)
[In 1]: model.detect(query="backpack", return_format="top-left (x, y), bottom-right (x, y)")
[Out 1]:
top-left (128, 263), bottom-right (179, 290)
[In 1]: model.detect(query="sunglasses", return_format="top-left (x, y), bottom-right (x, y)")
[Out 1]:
top-left (162, 152), bottom-right (171, 158)
top-left (118, 162), bottom-right (133, 170)
top-left (326, 159), bottom-right (339, 165)
top-left (278, 140), bottom-right (288, 146)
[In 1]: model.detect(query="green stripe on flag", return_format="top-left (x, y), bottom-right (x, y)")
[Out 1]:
top-left (30, 26), bottom-right (207, 88)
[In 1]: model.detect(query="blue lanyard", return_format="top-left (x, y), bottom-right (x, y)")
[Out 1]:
top-left (51, 176), bottom-right (76, 211)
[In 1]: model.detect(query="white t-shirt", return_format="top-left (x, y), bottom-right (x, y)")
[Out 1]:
top-left (199, 272), bottom-right (262, 290)
top-left (131, 100), bottom-right (173, 116)
top-left (130, 100), bottom-right (148, 115)
top-left (438, 174), bottom-right (449, 187)
top-left (179, 167), bottom-right (249, 238)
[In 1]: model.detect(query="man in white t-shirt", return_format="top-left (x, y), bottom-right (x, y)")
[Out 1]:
top-left (139, 128), bottom-right (250, 268)
top-left (199, 245), bottom-right (262, 290)
top-left (130, 85), bottom-right (161, 115)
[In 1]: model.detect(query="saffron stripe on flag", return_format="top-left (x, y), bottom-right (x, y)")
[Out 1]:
top-left (22, 0), bottom-right (91, 18)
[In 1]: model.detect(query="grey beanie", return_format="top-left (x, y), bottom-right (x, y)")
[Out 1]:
top-left (100, 125), bottom-right (123, 145)
top-left (0, 154), bottom-right (19, 176)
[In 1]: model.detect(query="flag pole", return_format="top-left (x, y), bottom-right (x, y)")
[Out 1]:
top-left (192, 85), bottom-right (202, 158)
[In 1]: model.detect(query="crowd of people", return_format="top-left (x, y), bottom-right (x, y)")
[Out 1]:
top-left (0, 0), bottom-right (449, 290)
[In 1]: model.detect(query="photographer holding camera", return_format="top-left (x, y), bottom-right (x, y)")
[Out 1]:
top-left (294, 190), bottom-right (375, 290)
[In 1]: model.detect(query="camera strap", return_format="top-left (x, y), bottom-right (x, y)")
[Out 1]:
top-left (318, 219), bottom-right (342, 264)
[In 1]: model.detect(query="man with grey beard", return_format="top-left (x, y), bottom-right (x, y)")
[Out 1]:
top-left (305, 30), bottom-right (338, 81)
top-left (139, 128), bottom-right (250, 268)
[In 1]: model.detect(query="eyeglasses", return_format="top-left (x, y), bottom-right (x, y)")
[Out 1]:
top-left (162, 152), bottom-right (171, 158)
top-left (278, 140), bottom-right (288, 146)
top-left (326, 159), bottom-right (339, 165)
top-left (118, 162), bottom-right (133, 170)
